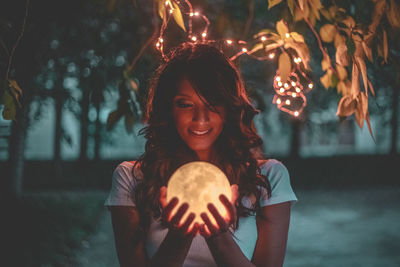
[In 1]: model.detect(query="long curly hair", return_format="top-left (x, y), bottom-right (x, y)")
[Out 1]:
top-left (133, 42), bottom-right (271, 232)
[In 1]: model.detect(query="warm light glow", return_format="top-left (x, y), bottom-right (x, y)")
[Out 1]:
top-left (268, 53), bottom-right (275, 59)
top-left (308, 83), bottom-right (313, 89)
top-left (194, 11), bottom-right (199, 16)
top-left (242, 47), bottom-right (248, 53)
top-left (276, 76), bottom-right (281, 82)
top-left (285, 33), bottom-right (290, 38)
top-left (279, 88), bottom-right (285, 93)
top-left (156, 42), bottom-right (160, 47)
top-left (295, 87), bottom-right (301, 93)
top-left (167, 161), bottom-right (232, 227)
top-left (191, 36), bottom-right (197, 41)
top-left (226, 39), bottom-right (233, 44)
top-left (291, 81), bottom-right (296, 87)
top-left (285, 99), bottom-right (291, 105)
top-left (189, 12), bottom-right (194, 16)
top-left (276, 98), bottom-right (281, 104)
top-left (277, 81), bottom-right (283, 87)
top-left (292, 93), bottom-right (297, 97)
top-left (159, 38), bottom-right (164, 43)
top-left (297, 57), bottom-right (302, 62)
top-left (169, 9), bottom-right (174, 14)
top-left (202, 32), bottom-right (207, 37)
top-left (284, 83), bottom-right (289, 88)
top-left (294, 111), bottom-right (299, 116)
top-left (261, 36), bottom-right (267, 41)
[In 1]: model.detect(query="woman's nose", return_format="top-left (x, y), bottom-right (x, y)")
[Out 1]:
top-left (193, 106), bottom-right (209, 122)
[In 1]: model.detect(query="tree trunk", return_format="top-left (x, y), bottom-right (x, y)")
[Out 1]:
top-left (79, 86), bottom-right (90, 161)
top-left (53, 82), bottom-right (64, 179)
top-left (290, 118), bottom-right (301, 158)
top-left (390, 85), bottom-right (399, 154)
top-left (93, 95), bottom-right (101, 161)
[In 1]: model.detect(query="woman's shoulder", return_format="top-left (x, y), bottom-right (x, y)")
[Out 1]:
top-left (257, 158), bottom-right (286, 170)
top-left (114, 160), bottom-right (143, 181)
top-left (256, 158), bottom-right (290, 181)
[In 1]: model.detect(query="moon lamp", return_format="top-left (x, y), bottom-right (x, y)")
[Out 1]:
top-left (166, 161), bottom-right (232, 228)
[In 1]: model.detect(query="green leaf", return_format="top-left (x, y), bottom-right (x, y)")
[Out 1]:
top-left (287, 0), bottom-right (295, 16)
top-left (278, 51), bottom-right (291, 82)
top-left (2, 91), bottom-right (16, 120)
top-left (268, 0), bottom-right (283, 10)
top-left (172, 1), bottom-right (186, 32)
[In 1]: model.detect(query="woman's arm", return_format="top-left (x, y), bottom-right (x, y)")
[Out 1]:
top-left (251, 202), bottom-right (291, 267)
top-left (110, 195), bottom-right (198, 267)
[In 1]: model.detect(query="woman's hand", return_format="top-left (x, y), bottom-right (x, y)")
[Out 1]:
top-left (160, 186), bottom-right (199, 237)
top-left (199, 184), bottom-right (239, 238)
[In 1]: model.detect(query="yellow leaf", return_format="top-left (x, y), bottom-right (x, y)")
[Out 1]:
top-left (343, 16), bottom-right (356, 29)
top-left (299, 0), bottom-right (305, 10)
top-left (329, 5), bottom-right (337, 18)
top-left (321, 54), bottom-right (330, 71)
top-left (290, 32), bottom-right (305, 43)
top-left (287, 0), bottom-right (295, 16)
top-left (354, 56), bottom-right (368, 93)
top-left (355, 92), bottom-right (368, 128)
top-left (362, 41), bottom-right (373, 62)
top-left (335, 43), bottom-right (349, 66)
top-left (284, 42), bottom-right (310, 69)
top-left (365, 113), bottom-right (376, 141)
top-left (387, 0), bottom-right (400, 28)
top-left (383, 30), bottom-right (388, 63)
top-left (336, 95), bottom-right (356, 117)
top-left (320, 70), bottom-right (332, 89)
top-left (334, 32), bottom-right (345, 48)
top-left (268, 0), bottom-right (283, 10)
top-left (158, 0), bottom-right (166, 21)
top-left (367, 78), bottom-right (375, 97)
top-left (350, 61), bottom-right (361, 95)
top-left (172, 2), bottom-right (186, 32)
top-left (278, 51), bottom-right (291, 82)
top-left (320, 24), bottom-right (336, 43)
top-left (336, 64), bottom-right (347, 80)
top-left (276, 20), bottom-right (289, 38)
top-left (337, 79), bottom-right (351, 95)
top-left (309, 0), bottom-right (323, 20)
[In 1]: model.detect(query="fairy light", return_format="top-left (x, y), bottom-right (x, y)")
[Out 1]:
top-left (152, 0), bottom-right (312, 118)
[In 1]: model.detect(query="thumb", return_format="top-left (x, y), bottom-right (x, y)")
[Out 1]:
top-left (230, 184), bottom-right (239, 204)
top-left (159, 186), bottom-right (168, 208)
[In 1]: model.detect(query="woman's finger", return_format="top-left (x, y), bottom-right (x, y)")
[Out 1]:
top-left (199, 224), bottom-right (211, 238)
top-left (207, 203), bottom-right (228, 231)
top-left (219, 194), bottom-right (236, 224)
top-left (179, 212), bottom-right (195, 233)
top-left (200, 212), bottom-right (218, 234)
top-left (230, 184), bottom-right (239, 204)
top-left (159, 186), bottom-right (168, 208)
top-left (170, 202), bottom-right (189, 226)
top-left (162, 197), bottom-right (178, 222)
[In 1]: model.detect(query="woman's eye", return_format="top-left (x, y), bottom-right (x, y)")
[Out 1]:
top-left (175, 100), bottom-right (193, 108)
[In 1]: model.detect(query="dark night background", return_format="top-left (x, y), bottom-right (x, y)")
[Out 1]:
top-left (0, 0), bottom-right (399, 266)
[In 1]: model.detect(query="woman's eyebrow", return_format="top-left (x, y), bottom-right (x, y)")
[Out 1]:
top-left (174, 93), bottom-right (192, 98)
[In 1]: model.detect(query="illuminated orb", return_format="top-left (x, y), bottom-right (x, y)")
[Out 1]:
top-left (166, 161), bottom-right (232, 227)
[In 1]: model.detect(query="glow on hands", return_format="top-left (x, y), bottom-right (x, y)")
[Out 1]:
top-left (199, 184), bottom-right (239, 237)
top-left (160, 186), bottom-right (199, 237)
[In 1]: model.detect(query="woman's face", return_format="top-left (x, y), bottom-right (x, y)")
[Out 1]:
top-left (172, 79), bottom-right (226, 161)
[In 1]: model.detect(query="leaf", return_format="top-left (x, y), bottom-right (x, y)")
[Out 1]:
top-left (158, 0), bottom-right (166, 21)
top-left (124, 113), bottom-right (134, 133)
top-left (336, 43), bottom-right (349, 66)
top-left (342, 16), bottom-right (356, 29)
top-left (336, 95), bottom-right (356, 117)
top-left (320, 8), bottom-right (332, 21)
top-left (276, 20), bottom-right (289, 38)
top-left (336, 64), bottom-right (347, 80)
top-left (320, 24), bottom-right (336, 43)
top-left (268, 0), bottom-right (283, 10)
top-left (362, 41), bottom-right (373, 62)
top-left (320, 70), bottom-right (332, 89)
top-left (1, 91), bottom-right (16, 120)
top-left (309, 0), bottom-right (323, 20)
top-left (365, 113), bottom-right (376, 142)
top-left (290, 32), bottom-right (305, 43)
top-left (278, 51), bottom-right (291, 82)
top-left (299, 0), bottom-right (305, 10)
top-left (354, 56), bottom-right (368, 93)
top-left (355, 92), bottom-right (368, 128)
top-left (287, 0), bottom-right (295, 16)
top-left (383, 30), bottom-right (388, 63)
top-left (172, 1), bottom-right (186, 32)
top-left (346, 37), bottom-right (356, 57)
top-left (337, 80), bottom-right (351, 95)
top-left (367, 78), bottom-right (375, 97)
top-left (350, 61), bottom-right (361, 95)
top-left (321, 54), bottom-right (331, 71)
top-left (284, 42), bottom-right (310, 69)
top-left (387, 0), bottom-right (400, 28)
top-left (106, 110), bottom-right (123, 131)
top-left (8, 79), bottom-right (22, 107)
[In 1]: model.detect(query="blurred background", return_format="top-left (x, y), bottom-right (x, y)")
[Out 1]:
top-left (0, 0), bottom-right (399, 266)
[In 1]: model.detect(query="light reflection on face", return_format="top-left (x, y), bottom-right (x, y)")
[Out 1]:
top-left (172, 79), bottom-right (226, 160)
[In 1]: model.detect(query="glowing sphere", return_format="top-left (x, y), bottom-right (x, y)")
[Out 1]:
top-left (167, 161), bottom-right (232, 227)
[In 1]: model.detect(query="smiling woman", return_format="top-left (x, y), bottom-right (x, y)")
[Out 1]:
top-left (105, 42), bottom-right (297, 267)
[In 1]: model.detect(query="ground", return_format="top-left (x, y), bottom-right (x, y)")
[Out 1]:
top-left (74, 187), bottom-right (400, 267)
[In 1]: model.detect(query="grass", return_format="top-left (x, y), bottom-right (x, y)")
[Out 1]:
top-left (3, 191), bottom-right (107, 267)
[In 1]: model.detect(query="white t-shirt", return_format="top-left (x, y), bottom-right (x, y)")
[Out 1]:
top-left (105, 159), bottom-right (297, 266)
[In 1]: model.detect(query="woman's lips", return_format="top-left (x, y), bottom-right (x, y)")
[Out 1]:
top-left (188, 128), bottom-right (212, 136)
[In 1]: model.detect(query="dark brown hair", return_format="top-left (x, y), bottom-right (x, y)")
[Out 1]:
top-left (133, 42), bottom-right (271, 231)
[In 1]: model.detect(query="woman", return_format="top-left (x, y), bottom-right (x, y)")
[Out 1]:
top-left (105, 42), bottom-right (297, 267)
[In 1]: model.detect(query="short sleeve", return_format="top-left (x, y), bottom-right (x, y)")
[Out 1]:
top-left (259, 159), bottom-right (298, 207)
top-left (104, 161), bottom-right (139, 208)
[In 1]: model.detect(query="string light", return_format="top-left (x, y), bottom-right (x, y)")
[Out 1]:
top-left (153, 0), bottom-right (312, 117)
